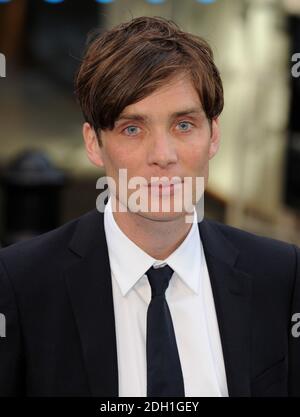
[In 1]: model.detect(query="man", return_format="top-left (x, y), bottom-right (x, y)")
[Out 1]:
top-left (0, 16), bottom-right (299, 397)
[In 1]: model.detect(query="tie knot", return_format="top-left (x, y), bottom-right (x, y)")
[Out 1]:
top-left (146, 264), bottom-right (174, 297)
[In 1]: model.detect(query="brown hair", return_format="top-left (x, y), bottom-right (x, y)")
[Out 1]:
top-left (74, 16), bottom-right (224, 139)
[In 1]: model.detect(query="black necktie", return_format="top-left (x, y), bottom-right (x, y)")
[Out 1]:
top-left (146, 264), bottom-right (185, 397)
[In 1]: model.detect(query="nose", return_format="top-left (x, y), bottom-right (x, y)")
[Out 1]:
top-left (147, 131), bottom-right (178, 168)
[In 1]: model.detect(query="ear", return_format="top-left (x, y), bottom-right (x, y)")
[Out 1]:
top-left (208, 117), bottom-right (220, 160)
top-left (82, 122), bottom-right (104, 167)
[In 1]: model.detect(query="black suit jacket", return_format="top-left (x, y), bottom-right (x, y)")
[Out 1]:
top-left (0, 209), bottom-right (299, 397)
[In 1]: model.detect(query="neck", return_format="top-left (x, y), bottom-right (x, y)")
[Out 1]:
top-left (112, 204), bottom-right (193, 260)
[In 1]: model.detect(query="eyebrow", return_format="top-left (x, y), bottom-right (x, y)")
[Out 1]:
top-left (115, 107), bottom-right (204, 124)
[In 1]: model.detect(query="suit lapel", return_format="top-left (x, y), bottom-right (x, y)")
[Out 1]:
top-left (64, 210), bottom-right (118, 396)
top-left (199, 219), bottom-right (253, 397)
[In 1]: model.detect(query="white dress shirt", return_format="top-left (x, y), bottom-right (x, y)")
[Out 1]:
top-left (104, 197), bottom-right (229, 397)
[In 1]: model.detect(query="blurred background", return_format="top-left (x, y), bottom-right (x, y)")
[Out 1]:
top-left (0, 0), bottom-right (299, 246)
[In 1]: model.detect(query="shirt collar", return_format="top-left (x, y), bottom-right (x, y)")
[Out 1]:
top-left (104, 197), bottom-right (202, 296)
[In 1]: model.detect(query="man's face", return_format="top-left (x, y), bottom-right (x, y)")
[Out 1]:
top-left (83, 73), bottom-right (220, 222)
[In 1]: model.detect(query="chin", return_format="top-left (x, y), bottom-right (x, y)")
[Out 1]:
top-left (133, 209), bottom-right (189, 223)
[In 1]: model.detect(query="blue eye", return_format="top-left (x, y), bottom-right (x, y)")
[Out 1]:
top-left (124, 126), bottom-right (140, 136)
top-left (177, 121), bottom-right (192, 131)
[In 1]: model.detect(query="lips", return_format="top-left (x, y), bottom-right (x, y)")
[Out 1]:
top-left (146, 178), bottom-right (183, 197)
top-left (147, 178), bottom-right (183, 187)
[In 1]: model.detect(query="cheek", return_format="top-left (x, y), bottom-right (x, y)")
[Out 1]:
top-left (104, 143), bottom-right (127, 168)
top-left (181, 141), bottom-right (210, 171)
top-left (104, 143), bottom-right (143, 178)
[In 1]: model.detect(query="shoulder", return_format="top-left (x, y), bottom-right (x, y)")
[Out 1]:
top-left (205, 217), bottom-right (295, 253)
top-left (202, 217), bottom-right (299, 281)
top-left (0, 209), bottom-right (103, 286)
